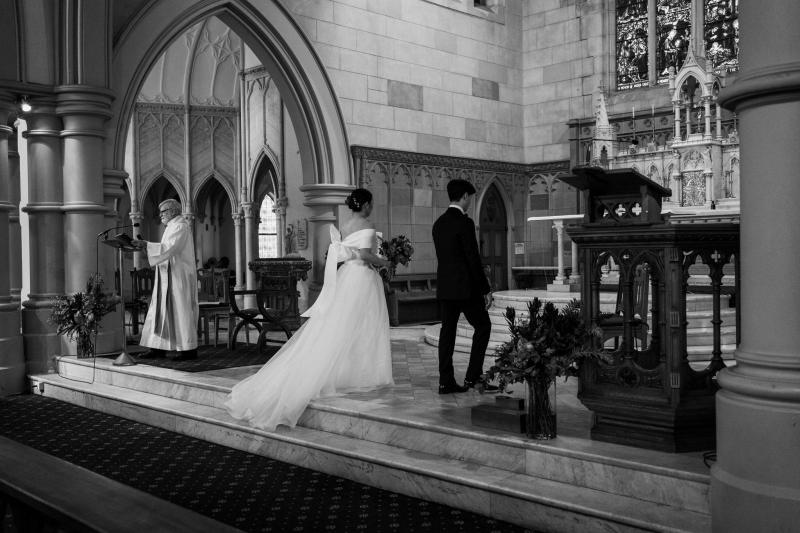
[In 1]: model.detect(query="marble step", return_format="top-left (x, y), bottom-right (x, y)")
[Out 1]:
top-left (492, 291), bottom-right (732, 314)
top-left (444, 317), bottom-right (738, 345)
top-left (687, 344), bottom-right (737, 361)
top-left (426, 325), bottom-right (737, 362)
top-left (457, 320), bottom-right (737, 343)
top-left (299, 397), bottom-right (710, 515)
top-left (27, 372), bottom-right (710, 533)
top-left (43, 357), bottom-right (711, 514)
top-left (52, 355), bottom-right (232, 409)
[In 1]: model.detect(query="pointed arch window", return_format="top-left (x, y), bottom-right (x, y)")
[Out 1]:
top-left (258, 196), bottom-right (279, 258)
top-left (616, 0), bottom-right (739, 91)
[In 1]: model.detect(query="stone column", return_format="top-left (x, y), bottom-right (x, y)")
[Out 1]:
top-left (103, 168), bottom-right (129, 277)
top-left (275, 195), bottom-right (288, 256)
top-left (57, 87), bottom-right (115, 355)
top-left (715, 102), bottom-right (723, 140)
top-left (8, 125), bottom-right (21, 303)
top-left (568, 240), bottom-right (581, 286)
top-left (242, 202), bottom-right (256, 288)
top-left (242, 202), bottom-right (256, 308)
top-left (299, 184), bottom-right (354, 305)
top-left (713, 0), bottom-right (800, 529)
top-left (685, 102), bottom-right (692, 136)
top-left (20, 102), bottom-right (64, 372)
top-left (553, 220), bottom-right (566, 283)
top-left (673, 100), bottom-right (682, 140)
top-left (671, 150), bottom-right (682, 206)
top-left (232, 213), bottom-right (244, 290)
top-left (0, 98), bottom-right (24, 394)
top-left (703, 95), bottom-right (712, 140)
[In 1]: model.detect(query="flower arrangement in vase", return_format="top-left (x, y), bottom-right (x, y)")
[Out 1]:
top-left (483, 298), bottom-right (605, 439)
top-left (49, 274), bottom-right (115, 358)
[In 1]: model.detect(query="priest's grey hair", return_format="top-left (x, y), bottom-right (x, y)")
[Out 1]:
top-left (158, 199), bottom-right (181, 214)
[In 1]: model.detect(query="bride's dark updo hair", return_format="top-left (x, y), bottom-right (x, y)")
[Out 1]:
top-left (345, 188), bottom-right (372, 212)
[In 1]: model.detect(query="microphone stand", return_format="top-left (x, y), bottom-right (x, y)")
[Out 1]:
top-left (113, 241), bottom-right (136, 366)
top-left (101, 234), bottom-right (138, 367)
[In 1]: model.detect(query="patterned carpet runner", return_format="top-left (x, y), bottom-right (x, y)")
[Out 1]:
top-left (0, 395), bottom-right (535, 532)
top-left (101, 343), bottom-right (280, 373)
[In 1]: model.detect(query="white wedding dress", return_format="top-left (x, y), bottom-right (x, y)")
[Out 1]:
top-left (224, 226), bottom-right (394, 430)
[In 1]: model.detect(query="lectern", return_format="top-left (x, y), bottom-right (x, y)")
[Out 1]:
top-left (102, 234), bottom-right (138, 366)
top-left (563, 166), bottom-right (739, 452)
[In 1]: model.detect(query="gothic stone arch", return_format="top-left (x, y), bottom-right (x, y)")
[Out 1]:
top-left (107, 0), bottom-right (351, 188)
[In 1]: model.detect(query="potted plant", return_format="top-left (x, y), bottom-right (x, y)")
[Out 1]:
top-left (49, 274), bottom-right (115, 358)
top-left (483, 297), bottom-right (605, 439)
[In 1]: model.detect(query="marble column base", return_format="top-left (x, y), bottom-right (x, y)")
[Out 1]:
top-left (0, 309), bottom-right (26, 397)
top-left (711, 387), bottom-right (800, 532)
top-left (21, 306), bottom-right (61, 374)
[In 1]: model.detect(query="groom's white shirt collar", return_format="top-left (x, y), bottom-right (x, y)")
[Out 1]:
top-left (448, 204), bottom-right (465, 214)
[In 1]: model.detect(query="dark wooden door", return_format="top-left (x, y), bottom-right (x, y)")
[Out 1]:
top-left (478, 184), bottom-right (508, 291)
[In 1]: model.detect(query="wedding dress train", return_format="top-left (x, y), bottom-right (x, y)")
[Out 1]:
top-left (224, 226), bottom-right (394, 430)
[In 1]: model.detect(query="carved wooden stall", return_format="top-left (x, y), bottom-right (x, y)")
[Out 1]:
top-left (563, 166), bottom-right (739, 452)
top-left (249, 257), bottom-right (312, 331)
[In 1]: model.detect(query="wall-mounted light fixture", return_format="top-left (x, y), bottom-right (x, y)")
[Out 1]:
top-left (19, 96), bottom-right (32, 113)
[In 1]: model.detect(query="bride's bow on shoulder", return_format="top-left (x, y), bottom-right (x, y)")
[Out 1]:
top-left (301, 224), bottom-right (355, 318)
top-left (328, 226), bottom-right (351, 262)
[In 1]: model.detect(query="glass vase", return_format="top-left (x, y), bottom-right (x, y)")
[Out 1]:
top-left (526, 377), bottom-right (557, 439)
top-left (76, 333), bottom-right (95, 359)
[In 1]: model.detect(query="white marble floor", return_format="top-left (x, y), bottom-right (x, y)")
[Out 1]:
top-left (192, 325), bottom-right (707, 472)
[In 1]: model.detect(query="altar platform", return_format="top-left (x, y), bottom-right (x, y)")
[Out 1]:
top-left (28, 326), bottom-right (713, 533)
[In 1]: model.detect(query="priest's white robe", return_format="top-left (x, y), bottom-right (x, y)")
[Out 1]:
top-left (139, 216), bottom-right (199, 351)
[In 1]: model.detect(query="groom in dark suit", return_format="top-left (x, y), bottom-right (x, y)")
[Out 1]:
top-left (432, 179), bottom-right (498, 394)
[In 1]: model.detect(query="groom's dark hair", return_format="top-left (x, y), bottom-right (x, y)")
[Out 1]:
top-left (447, 179), bottom-right (476, 201)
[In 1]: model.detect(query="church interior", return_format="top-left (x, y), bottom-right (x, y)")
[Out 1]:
top-left (2, 0), bottom-right (799, 531)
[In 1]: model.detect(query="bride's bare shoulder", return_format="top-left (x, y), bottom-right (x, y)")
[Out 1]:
top-left (341, 219), bottom-right (374, 238)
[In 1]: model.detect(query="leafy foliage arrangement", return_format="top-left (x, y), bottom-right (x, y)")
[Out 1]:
top-left (483, 297), bottom-right (605, 438)
top-left (484, 297), bottom-right (604, 391)
top-left (49, 274), bottom-right (115, 358)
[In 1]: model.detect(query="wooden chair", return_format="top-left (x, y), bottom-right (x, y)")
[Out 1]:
top-left (221, 289), bottom-right (293, 352)
top-left (197, 268), bottom-right (230, 346)
top-left (128, 268), bottom-right (155, 335)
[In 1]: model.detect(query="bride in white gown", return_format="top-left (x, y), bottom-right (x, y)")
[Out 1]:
top-left (225, 188), bottom-right (395, 430)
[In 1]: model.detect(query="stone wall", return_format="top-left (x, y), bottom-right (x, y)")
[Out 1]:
top-left (352, 146), bottom-right (570, 279)
top-left (280, 0), bottom-right (525, 163)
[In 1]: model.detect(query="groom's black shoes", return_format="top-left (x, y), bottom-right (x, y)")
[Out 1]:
top-left (438, 383), bottom-right (469, 394)
top-left (464, 379), bottom-right (500, 393)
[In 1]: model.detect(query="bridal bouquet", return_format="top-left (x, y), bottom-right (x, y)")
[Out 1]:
top-left (378, 234), bottom-right (414, 281)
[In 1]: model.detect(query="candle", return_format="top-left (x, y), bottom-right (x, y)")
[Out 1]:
top-left (651, 104), bottom-right (655, 116)
top-left (632, 106), bottom-right (635, 120)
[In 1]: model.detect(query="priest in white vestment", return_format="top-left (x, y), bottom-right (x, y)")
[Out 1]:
top-left (133, 199), bottom-right (199, 360)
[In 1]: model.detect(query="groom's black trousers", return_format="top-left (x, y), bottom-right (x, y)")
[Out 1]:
top-left (437, 296), bottom-right (491, 386)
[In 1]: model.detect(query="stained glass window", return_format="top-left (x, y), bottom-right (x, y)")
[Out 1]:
top-left (616, 0), bottom-right (649, 90)
top-left (656, 0), bottom-right (691, 84)
top-left (258, 196), bottom-right (278, 258)
top-left (704, 0), bottom-right (739, 72)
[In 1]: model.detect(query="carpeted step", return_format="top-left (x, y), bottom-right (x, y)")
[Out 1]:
top-left (27, 373), bottom-right (710, 533)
